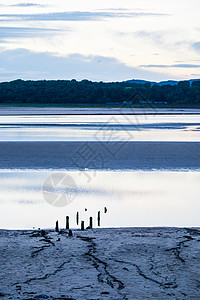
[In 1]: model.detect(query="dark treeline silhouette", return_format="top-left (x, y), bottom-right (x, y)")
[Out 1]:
top-left (0, 79), bottom-right (200, 106)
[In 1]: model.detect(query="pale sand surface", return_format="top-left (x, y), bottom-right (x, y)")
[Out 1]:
top-left (0, 227), bottom-right (200, 299)
top-left (0, 141), bottom-right (199, 170)
top-left (0, 107), bottom-right (200, 115)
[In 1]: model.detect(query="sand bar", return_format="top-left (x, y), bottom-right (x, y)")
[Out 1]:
top-left (0, 141), bottom-right (199, 170)
top-left (0, 107), bottom-right (200, 115)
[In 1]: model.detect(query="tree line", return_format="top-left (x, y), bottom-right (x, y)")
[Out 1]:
top-left (0, 79), bottom-right (199, 106)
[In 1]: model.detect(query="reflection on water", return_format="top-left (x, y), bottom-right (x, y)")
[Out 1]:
top-left (0, 114), bottom-right (200, 141)
top-left (0, 169), bottom-right (199, 229)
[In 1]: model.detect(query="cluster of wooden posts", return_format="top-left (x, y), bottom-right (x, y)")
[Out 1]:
top-left (55, 207), bottom-right (107, 232)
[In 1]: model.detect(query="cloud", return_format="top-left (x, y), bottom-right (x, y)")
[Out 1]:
top-left (0, 27), bottom-right (61, 39)
top-left (136, 31), bottom-right (164, 42)
top-left (0, 11), bottom-right (167, 22)
top-left (0, 49), bottom-right (169, 82)
top-left (192, 42), bottom-right (200, 52)
top-left (10, 3), bottom-right (43, 7)
top-left (134, 30), bottom-right (187, 51)
top-left (141, 64), bottom-right (200, 68)
top-left (0, 3), bottom-right (44, 7)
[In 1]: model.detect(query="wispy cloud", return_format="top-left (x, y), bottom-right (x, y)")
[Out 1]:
top-left (0, 3), bottom-right (44, 7)
top-left (0, 11), bottom-right (167, 22)
top-left (135, 30), bottom-right (171, 47)
top-left (0, 27), bottom-right (61, 39)
top-left (10, 3), bottom-right (44, 7)
top-left (141, 64), bottom-right (200, 68)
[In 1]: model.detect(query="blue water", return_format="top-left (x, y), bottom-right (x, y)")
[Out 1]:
top-left (0, 113), bottom-right (199, 229)
top-left (0, 169), bottom-right (199, 229)
top-left (0, 114), bottom-right (199, 141)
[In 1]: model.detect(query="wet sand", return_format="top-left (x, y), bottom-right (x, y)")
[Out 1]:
top-left (0, 141), bottom-right (199, 170)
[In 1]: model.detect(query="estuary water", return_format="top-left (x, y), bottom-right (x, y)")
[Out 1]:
top-left (0, 114), bottom-right (199, 141)
top-left (0, 113), bottom-right (199, 229)
top-left (0, 169), bottom-right (199, 229)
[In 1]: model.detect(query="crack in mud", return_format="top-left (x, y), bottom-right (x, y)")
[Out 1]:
top-left (166, 246), bottom-right (185, 263)
top-left (114, 259), bottom-right (178, 289)
top-left (24, 261), bottom-right (67, 284)
top-left (166, 236), bottom-right (194, 263)
top-left (88, 253), bottom-right (124, 290)
top-left (77, 235), bottom-right (126, 298)
top-left (30, 231), bottom-right (55, 258)
top-left (39, 237), bottom-right (55, 246)
top-left (149, 255), bottom-right (176, 286)
top-left (31, 245), bottom-right (51, 258)
top-left (24, 232), bottom-right (69, 285)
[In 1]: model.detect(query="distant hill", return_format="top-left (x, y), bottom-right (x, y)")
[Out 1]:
top-left (158, 80), bottom-right (178, 86)
top-left (126, 79), bottom-right (156, 86)
top-left (127, 78), bottom-right (200, 86)
top-left (189, 79), bottom-right (200, 84)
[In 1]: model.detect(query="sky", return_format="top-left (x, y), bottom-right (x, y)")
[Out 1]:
top-left (0, 0), bottom-right (200, 82)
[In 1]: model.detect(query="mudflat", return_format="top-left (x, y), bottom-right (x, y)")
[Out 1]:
top-left (0, 227), bottom-right (199, 299)
top-left (0, 141), bottom-right (199, 170)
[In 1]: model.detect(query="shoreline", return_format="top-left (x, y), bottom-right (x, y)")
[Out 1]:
top-left (0, 225), bottom-right (199, 231)
top-left (0, 107), bottom-right (200, 115)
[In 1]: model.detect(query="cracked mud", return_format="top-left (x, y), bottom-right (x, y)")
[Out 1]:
top-left (0, 227), bottom-right (200, 299)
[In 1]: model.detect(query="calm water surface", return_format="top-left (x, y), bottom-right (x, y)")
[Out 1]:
top-left (0, 114), bottom-right (199, 141)
top-left (0, 169), bottom-right (199, 229)
top-left (0, 114), bottom-right (199, 229)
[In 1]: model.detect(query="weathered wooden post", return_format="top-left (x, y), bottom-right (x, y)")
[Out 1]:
top-left (41, 230), bottom-right (46, 237)
top-left (81, 221), bottom-right (84, 231)
top-left (55, 220), bottom-right (59, 232)
top-left (97, 211), bottom-right (100, 227)
top-left (76, 212), bottom-right (79, 225)
top-left (66, 216), bottom-right (69, 230)
top-left (89, 217), bottom-right (93, 228)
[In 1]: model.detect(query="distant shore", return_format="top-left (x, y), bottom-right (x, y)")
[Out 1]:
top-left (0, 107), bottom-right (200, 115)
top-left (0, 141), bottom-right (199, 170)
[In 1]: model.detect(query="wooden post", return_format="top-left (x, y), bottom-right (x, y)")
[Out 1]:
top-left (76, 212), bottom-right (79, 225)
top-left (97, 211), bottom-right (100, 227)
top-left (69, 229), bottom-right (73, 236)
top-left (55, 220), bottom-right (59, 232)
top-left (66, 216), bottom-right (69, 230)
top-left (81, 221), bottom-right (84, 231)
top-left (89, 217), bottom-right (93, 228)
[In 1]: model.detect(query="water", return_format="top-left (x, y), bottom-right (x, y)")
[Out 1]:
top-left (0, 114), bottom-right (199, 141)
top-left (0, 113), bottom-right (199, 229)
top-left (0, 169), bottom-right (199, 229)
